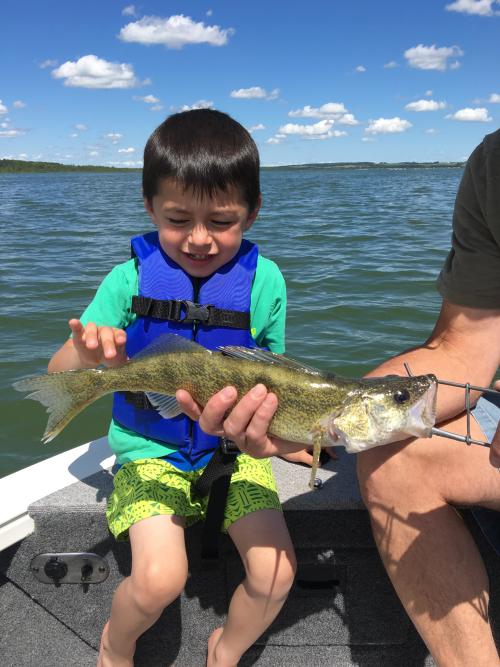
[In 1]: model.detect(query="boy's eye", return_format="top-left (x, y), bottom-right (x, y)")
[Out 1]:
top-left (211, 219), bottom-right (234, 226)
top-left (166, 217), bottom-right (189, 225)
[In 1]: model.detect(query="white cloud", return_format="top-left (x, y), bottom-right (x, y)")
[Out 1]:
top-left (122, 4), bottom-right (136, 16)
top-left (279, 119), bottom-right (347, 139)
top-left (119, 15), bottom-right (234, 49)
top-left (52, 55), bottom-right (140, 89)
top-left (180, 99), bottom-right (214, 111)
top-left (248, 124), bottom-right (265, 132)
top-left (39, 59), bottom-right (58, 69)
top-left (267, 134), bottom-right (286, 144)
top-left (287, 103), bottom-right (359, 125)
top-left (489, 93), bottom-right (500, 102)
top-left (118, 147), bottom-right (136, 153)
top-left (405, 99), bottom-right (446, 111)
top-left (206, 9), bottom-right (213, 16)
top-left (69, 133), bottom-right (78, 138)
top-left (288, 102), bottom-right (347, 118)
top-left (404, 44), bottom-right (464, 71)
top-left (75, 123), bottom-right (88, 131)
top-left (446, 0), bottom-right (500, 16)
top-left (0, 100), bottom-right (7, 115)
top-left (89, 151), bottom-right (99, 157)
top-left (365, 117), bottom-right (412, 134)
top-left (13, 100), bottom-right (26, 109)
top-left (425, 128), bottom-right (438, 134)
top-left (384, 61), bottom-right (398, 69)
top-left (134, 94), bottom-right (161, 104)
top-left (425, 90), bottom-right (433, 96)
top-left (355, 65), bottom-right (366, 72)
top-left (150, 104), bottom-right (163, 112)
top-left (0, 129), bottom-right (25, 138)
top-left (230, 87), bottom-right (279, 100)
top-left (446, 107), bottom-right (492, 121)
top-left (362, 137), bottom-right (376, 142)
top-left (105, 132), bottom-right (123, 143)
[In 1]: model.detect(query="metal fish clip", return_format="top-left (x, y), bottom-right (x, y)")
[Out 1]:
top-left (404, 363), bottom-right (495, 448)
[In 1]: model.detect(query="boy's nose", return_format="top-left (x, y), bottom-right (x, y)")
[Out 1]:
top-left (189, 224), bottom-right (211, 246)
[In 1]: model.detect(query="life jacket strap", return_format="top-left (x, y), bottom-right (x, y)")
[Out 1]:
top-left (192, 438), bottom-right (239, 560)
top-left (131, 296), bottom-right (250, 329)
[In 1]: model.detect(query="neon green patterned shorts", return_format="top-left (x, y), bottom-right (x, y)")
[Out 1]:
top-left (106, 454), bottom-right (282, 541)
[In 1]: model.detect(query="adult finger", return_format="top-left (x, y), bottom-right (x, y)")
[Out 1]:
top-left (490, 421), bottom-right (500, 468)
top-left (198, 386), bottom-right (238, 436)
top-left (176, 389), bottom-right (202, 421)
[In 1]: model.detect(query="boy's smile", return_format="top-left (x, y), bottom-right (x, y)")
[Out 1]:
top-left (145, 179), bottom-right (260, 278)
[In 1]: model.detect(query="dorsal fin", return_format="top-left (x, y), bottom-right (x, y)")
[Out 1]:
top-left (131, 332), bottom-right (210, 362)
top-left (218, 346), bottom-right (323, 375)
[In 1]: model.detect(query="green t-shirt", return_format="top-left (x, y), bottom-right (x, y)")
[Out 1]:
top-left (80, 253), bottom-right (286, 463)
top-left (437, 128), bottom-right (500, 308)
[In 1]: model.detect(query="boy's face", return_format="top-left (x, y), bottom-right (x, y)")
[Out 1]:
top-left (145, 178), bottom-right (260, 278)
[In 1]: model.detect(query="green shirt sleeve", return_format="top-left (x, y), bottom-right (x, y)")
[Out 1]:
top-left (436, 129), bottom-right (500, 308)
top-left (250, 255), bottom-right (287, 353)
top-left (79, 259), bottom-right (138, 329)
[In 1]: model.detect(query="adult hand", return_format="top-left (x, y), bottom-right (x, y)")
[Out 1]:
top-left (489, 380), bottom-right (500, 468)
top-left (176, 384), bottom-right (306, 459)
top-left (69, 319), bottom-right (127, 368)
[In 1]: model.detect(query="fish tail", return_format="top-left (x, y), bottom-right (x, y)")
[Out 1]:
top-left (13, 369), bottom-right (107, 443)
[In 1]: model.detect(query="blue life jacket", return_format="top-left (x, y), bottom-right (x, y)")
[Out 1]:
top-left (112, 231), bottom-right (258, 466)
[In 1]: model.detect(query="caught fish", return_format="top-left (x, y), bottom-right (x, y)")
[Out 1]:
top-left (13, 333), bottom-right (437, 489)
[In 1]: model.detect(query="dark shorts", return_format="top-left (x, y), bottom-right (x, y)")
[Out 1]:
top-left (470, 392), bottom-right (500, 555)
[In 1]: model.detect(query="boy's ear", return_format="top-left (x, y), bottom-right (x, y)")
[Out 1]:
top-left (244, 194), bottom-right (262, 230)
top-left (143, 197), bottom-right (156, 223)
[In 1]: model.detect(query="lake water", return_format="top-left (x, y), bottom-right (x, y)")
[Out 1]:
top-left (0, 166), bottom-right (462, 477)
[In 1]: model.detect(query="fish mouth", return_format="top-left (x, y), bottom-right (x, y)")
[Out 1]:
top-left (407, 380), bottom-right (437, 437)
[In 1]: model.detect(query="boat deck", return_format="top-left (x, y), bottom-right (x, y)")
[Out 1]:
top-left (1, 440), bottom-right (498, 666)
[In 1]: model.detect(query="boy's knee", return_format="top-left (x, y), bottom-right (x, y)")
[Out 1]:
top-left (245, 550), bottom-right (296, 600)
top-left (131, 562), bottom-right (188, 615)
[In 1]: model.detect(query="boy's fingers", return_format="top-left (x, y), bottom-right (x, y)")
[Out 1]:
top-left (98, 326), bottom-right (119, 358)
top-left (221, 385), bottom-right (269, 443)
top-left (198, 386), bottom-right (238, 436)
top-left (84, 322), bottom-right (99, 349)
top-left (176, 390), bottom-right (202, 421)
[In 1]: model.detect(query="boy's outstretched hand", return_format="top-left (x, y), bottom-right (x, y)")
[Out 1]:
top-left (69, 319), bottom-right (127, 368)
top-left (48, 319), bottom-right (128, 373)
top-left (176, 384), bottom-right (312, 460)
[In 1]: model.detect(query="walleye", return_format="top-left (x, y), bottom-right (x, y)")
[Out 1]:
top-left (13, 333), bottom-right (437, 489)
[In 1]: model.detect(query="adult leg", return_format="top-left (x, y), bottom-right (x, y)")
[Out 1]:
top-left (357, 411), bottom-right (500, 667)
top-left (98, 514), bottom-right (188, 667)
top-left (207, 509), bottom-right (296, 667)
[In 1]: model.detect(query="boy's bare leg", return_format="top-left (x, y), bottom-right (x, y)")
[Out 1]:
top-left (207, 509), bottom-right (296, 667)
top-left (357, 412), bottom-right (500, 667)
top-left (97, 514), bottom-right (188, 667)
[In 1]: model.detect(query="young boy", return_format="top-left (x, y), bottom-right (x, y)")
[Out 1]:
top-left (48, 109), bottom-right (297, 667)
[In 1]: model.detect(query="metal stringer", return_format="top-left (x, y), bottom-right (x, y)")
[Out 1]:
top-left (403, 362), bottom-right (495, 448)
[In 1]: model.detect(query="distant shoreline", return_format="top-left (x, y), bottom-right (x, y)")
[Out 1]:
top-left (0, 158), bottom-right (465, 174)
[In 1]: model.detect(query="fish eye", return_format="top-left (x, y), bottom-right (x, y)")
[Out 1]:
top-left (393, 389), bottom-right (410, 404)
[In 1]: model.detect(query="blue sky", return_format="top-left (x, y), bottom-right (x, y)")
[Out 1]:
top-left (2, 0), bottom-right (500, 165)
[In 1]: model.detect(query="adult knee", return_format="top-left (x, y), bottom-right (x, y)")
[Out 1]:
top-left (357, 443), bottom-right (416, 511)
top-left (130, 561), bottom-right (188, 615)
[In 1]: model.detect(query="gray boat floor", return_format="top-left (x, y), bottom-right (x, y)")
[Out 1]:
top-left (1, 446), bottom-right (498, 666)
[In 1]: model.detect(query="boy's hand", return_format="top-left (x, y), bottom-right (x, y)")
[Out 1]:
top-left (69, 319), bottom-right (127, 368)
top-left (176, 384), bottom-right (307, 459)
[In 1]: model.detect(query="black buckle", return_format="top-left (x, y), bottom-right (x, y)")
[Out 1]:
top-left (220, 437), bottom-right (239, 455)
top-left (181, 300), bottom-right (212, 323)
